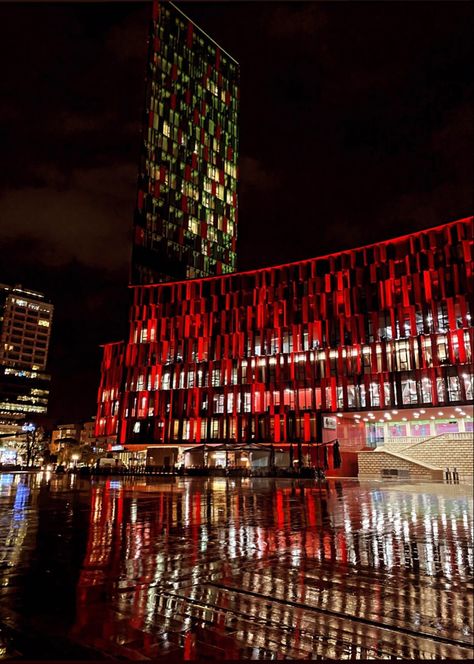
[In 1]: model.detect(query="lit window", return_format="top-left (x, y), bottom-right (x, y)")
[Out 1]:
top-left (244, 393), bottom-right (251, 413)
top-left (189, 218), bottom-right (199, 235)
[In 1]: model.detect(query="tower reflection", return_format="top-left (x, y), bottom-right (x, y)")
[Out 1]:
top-left (72, 478), bottom-right (473, 659)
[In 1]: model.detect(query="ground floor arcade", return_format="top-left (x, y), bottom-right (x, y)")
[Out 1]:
top-left (109, 404), bottom-right (472, 477)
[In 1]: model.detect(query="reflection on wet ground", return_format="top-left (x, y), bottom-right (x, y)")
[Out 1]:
top-left (0, 473), bottom-right (472, 660)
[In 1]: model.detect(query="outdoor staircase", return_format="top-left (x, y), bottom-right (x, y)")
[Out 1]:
top-left (358, 432), bottom-right (473, 483)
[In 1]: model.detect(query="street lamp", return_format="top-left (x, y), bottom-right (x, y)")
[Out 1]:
top-left (22, 423), bottom-right (36, 433)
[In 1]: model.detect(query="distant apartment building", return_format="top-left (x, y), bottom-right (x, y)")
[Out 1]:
top-left (0, 285), bottom-right (53, 370)
top-left (0, 284), bottom-right (53, 461)
top-left (50, 418), bottom-right (114, 459)
top-left (131, 0), bottom-right (239, 285)
top-left (50, 423), bottom-right (82, 449)
top-left (80, 419), bottom-right (97, 446)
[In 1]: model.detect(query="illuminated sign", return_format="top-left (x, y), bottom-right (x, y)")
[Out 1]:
top-left (322, 417), bottom-right (337, 430)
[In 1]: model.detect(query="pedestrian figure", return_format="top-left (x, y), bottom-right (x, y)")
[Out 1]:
top-left (333, 440), bottom-right (342, 469)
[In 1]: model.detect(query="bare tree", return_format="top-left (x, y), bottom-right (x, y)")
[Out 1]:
top-left (18, 424), bottom-right (48, 468)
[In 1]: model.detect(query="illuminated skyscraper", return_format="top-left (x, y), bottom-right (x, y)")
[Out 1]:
top-left (0, 284), bottom-right (53, 462)
top-left (131, 0), bottom-right (239, 285)
top-left (0, 284), bottom-right (53, 374)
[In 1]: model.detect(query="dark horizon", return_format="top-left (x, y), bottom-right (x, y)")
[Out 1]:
top-left (0, 1), bottom-right (472, 424)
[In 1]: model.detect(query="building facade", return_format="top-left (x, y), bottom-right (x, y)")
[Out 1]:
top-left (50, 419), bottom-right (116, 468)
top-left (51, 423), bottom-right (82, 449)
top-left (0, 284), bottom-right (53, 372)
top-left (131, 0), bottom-right (239, 285)
top-left (0, 284), bottom-right (53, 421)
top-left (96, 218), bottom-right (474, 471)
top-left (0, 284), bottom-right (54, 463)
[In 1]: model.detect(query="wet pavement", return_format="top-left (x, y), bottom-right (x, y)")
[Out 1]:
top-left (0, 473), bottom-right (472, 660)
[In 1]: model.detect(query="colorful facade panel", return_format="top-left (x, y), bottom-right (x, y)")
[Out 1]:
top-left (97, 218), bottom-right (474, 446)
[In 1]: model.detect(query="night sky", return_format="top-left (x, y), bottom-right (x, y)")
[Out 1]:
top-left (0, 1), bottom-right (472, 424)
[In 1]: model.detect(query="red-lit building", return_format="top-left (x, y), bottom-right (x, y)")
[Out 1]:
top-left (96, 217), bottom-right (473, 474)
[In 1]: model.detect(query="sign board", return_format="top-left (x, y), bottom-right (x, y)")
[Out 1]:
top-left (0, 448), bottom-right (17, 464)
top-left (322, 416), bottom-right (337, 430)
top-left (111, 445), bottom-right (124, 451)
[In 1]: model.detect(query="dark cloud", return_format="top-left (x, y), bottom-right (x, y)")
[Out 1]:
top-left (267, 4), bottom-right (327, 39)
top-left (0, 234), bottom-right (130, 423)
top-left (240, 156), bottom-right (279, 194)
top-left (0, 1), bottom-right (472, 422)
top-left (0, 161), bottom-right (135, 269)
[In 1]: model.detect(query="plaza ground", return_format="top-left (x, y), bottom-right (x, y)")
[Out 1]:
top-left (0, 473), bottom-right (472, 660)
